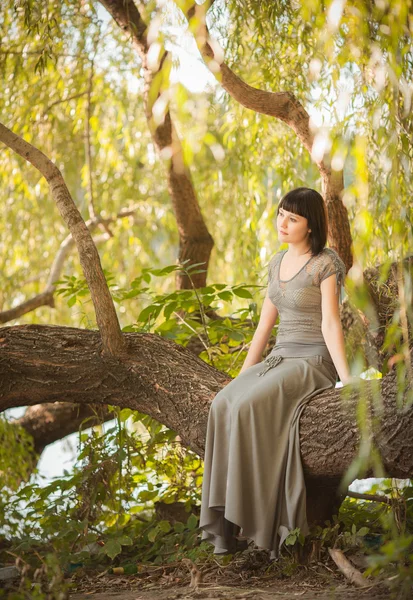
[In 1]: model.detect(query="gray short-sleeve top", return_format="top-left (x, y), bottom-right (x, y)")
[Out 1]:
top-left (267, 247), bottom-right (346, 357)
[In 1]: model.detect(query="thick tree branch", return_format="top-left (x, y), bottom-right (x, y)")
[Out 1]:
top-left (179, 1), bottom-right (353, 270)
top-left (1, 324), bottom-right (412, 480)
top-left (13, 402), bottom-right (113, 456)
top-left (0, 122), bottom-right (124, 355)
top-left (8, 253), bottom-right (412, 460)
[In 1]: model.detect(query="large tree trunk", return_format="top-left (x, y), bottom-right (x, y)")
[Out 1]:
top-left (11, 253), bottom-right (412, 462)
top-left (2, 324), bottom-right (412, 476)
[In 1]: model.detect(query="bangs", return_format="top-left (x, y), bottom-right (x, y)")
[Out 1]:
top-left (276, 187), bottom-right (328, 254)
top-left (278, 188), bottom-right (312, 220)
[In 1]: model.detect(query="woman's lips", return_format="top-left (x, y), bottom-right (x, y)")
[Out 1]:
top-left (279, 231), bottom-right (287, 235)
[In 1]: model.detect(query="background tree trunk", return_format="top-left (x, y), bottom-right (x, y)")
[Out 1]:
top-left (99, 0), bottom-right (214, 291)
top-left (183, 0), bottom-right (353, 270)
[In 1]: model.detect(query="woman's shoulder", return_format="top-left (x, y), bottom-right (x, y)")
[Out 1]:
top-left (312, 247), bottom-right (346, 287)
top-left (318, 247), bottom-right (346, 271)
top-left (320, 246), bottom-right (341, 258)
top-left (267, 249), bottom-right (286, 285)
top-left (268, 248), bottom-right (286, 266)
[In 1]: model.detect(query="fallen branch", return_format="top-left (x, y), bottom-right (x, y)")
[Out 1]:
top-left (328, 548), bottom-right (370, 587)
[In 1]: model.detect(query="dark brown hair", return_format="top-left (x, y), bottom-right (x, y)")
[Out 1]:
top-left (277, 187), bottom-right (328, 255)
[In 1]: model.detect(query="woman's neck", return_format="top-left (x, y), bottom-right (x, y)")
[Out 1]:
top-left (286, 242), bottom-right (312, 257)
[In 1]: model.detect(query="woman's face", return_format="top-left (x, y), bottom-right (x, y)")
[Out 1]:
top-left (277, 206), bottom-right (311, 244)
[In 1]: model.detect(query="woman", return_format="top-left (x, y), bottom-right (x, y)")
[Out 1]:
top-left (199, 187), bottom-right (353, 560)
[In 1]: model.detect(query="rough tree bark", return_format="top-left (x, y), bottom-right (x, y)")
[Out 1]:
top-left (8, 253), bottom-right (411, 459)
top-left (1, 323), bottom-right (412, 525)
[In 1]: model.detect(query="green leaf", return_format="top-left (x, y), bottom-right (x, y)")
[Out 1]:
top-left (233, 287), bottom-right (253, 299)
top-left (164, 301), bottom-right (178, 320)
top-left (137, 304), bottom-right (158, 322)
top-left (122, 325), bottom-right (137, 332)
top-left (151, 265), bottom-right (178, 276)
top-left (147, 527), bottom-right (158, 542)
top-left (217, 291), bottom-right (233, 301)
top-left (158, 520), bottom-right (172, 533)
top-left (104, 540), bottom-right (122, 559)
top-left (186, 514), bottom-right (198, 530)
top-left (117, 535), bottom-right (133, 546)
top-left (138, 489), bottom-right (158, 501)
top-left (285, 533), bottom-right (297, 546)
top-left (129, 506), bottom-right (145, 514)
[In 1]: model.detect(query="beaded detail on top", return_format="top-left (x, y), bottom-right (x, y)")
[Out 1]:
top-left (316, 247), bottom-right (346, 296)
top-left (257, 247), bottom-right (347, 376)
top-left (268, 247), bottom-right (346, 300)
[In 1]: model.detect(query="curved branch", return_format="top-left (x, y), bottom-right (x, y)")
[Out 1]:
top-left (180, 1), bottom-right (353, 270)
top-left (0, 291), bottom-right (55, 324)
top-left (0, 121), bottom-right (124, 355)
top-left (13, 402), bottom-right (113, 455)
top-left (1, 324), bottom-right (413, 480)
top-left (7, 253), bottom-right (412, 462)
top-left (98, 0), bottom-right (215, 291)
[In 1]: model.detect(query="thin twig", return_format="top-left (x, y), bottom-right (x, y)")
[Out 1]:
top-left (347, 490), bottom-right (393, 505)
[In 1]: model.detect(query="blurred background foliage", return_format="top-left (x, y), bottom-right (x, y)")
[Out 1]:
top-left (0, 0), bottom-right (411, 329)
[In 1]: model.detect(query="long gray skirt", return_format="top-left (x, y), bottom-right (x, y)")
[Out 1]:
top-left (199, 354), bottom-right (337, 560)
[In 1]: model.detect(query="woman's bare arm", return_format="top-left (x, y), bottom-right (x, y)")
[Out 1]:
top-left (320, 274), bottom-right (352, 384)
top-left (239, 289), bottom-right (279, 373)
